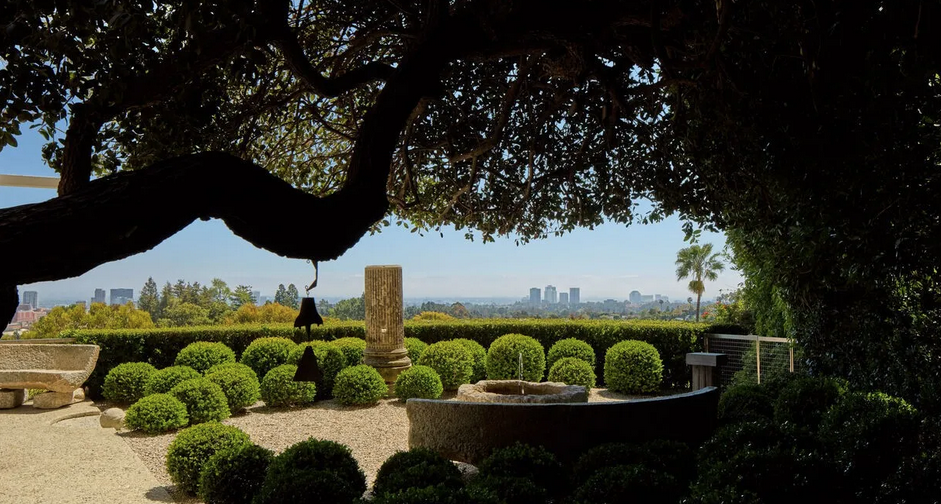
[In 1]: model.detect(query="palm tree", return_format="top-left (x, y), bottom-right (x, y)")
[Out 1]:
top-left (675, 244), bottom-right (725, 322)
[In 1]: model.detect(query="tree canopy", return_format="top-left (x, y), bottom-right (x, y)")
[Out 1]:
top-left (2, 1), bottom-right (941, 408)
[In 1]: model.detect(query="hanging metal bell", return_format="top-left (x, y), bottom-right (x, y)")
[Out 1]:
top-left (293, 345), bottom-right (324, 383)
top-left (294, 297), bottom-right (324, 337)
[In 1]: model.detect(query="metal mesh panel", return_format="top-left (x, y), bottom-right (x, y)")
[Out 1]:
top-left (704, 335), bottom-right (797, 387)
top-left (757, 340), bottom-right (792, 384)
top-left (705, 337), bottom-right (753, 387)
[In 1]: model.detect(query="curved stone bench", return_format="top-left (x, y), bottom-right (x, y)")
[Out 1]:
top-left (0, 344), bottom-right (100, 408)
top-left (407, 386), bottom-right (719, 465)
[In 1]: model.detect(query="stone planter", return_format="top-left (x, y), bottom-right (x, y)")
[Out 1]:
top-left (456, 380), bottom-right (588, 404)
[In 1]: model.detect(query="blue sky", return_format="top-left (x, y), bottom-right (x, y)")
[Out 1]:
top-left (0, 131), bottom-right (742, 304)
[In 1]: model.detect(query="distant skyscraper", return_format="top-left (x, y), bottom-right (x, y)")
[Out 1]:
top-left (22, 291), bottom-right (38, 309)
top-left (252, 291), bottom-right (261, 304)
top-left (92, 289), bottom-right (106, 304)
top-left (529, 288), bottom-right (541, 305)
top-left (544, 285), bottom-right (558, 304)
top-left (559, 292), bottom-right (569, 304)
top-left (569, 288), bottom-right (580, 304)
top-left (110, 288), bottom-right (133, 306)
top-left (629, 290), bottom-right (642, 304)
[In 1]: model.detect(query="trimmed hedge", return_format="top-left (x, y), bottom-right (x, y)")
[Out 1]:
top-left (394, 365), bottom-right (443, 400)
top-left (239, 337), bottom-right (297, 379)
top-left (418, 341), bottom-right (473, 390)
top-left (166, 422), bottom-right (251, 495)
top-left (174, 341), bottom-right (236, 374)
top-left (333, 365), bottom-right (388, 406)
top-left (70, 319), bottom-right (709, 397)
top-left (547, 357), bottom-right (596, 389)
top-left (451, 338), bottom-right (487, 383)
top-left (259, 364), bottom-right (317, 407)
top-left (198, 444), bottom-right (273, 504)
top-left (331, 337), bottom-right (367, 366)
top-left (604, 340), bottom-right (663, 394)
top-left (257, 438), bottom-right (366, 504)
top-left (125, 393), bottom-right (189, 434)
top-left (487, 334), bottom-right (545, 382)
top-left (404, 337), bottom-right (428, 363)
top-left (373, 448), bottom-right (463, 497)
top-left (103, 362), bottom-right (157, 403)
top-left (145, 366), bottom-right (202, 396)
top-left (170, 378), bottom-right (231, 424)
top-left (288, 341), bottom-right (347, 399)
top-left (205, 363), bottom-right (261, 413)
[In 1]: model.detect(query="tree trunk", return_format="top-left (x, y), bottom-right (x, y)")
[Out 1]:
top-left (696, 293), bottom-right (701, 322)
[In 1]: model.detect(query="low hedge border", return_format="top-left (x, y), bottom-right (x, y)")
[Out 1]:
top-left (70, 319), bottom-right (711, 397)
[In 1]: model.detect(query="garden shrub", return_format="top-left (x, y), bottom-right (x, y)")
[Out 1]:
top-left (102, 362), bottom-right (157, 403)
top-left (145, 365), bottom-right (202, 395)
top-left (469, 476), bottom-right (548, 504)
top-left (332, 337), bottom-right (366, 365)
top-left (572, 465), bottom-right (682, 504)
top-left (198, 444), bottom-right (273, 504)
top-left (546, 338), bottom-right (595, 370)
top-left (573, 440), bottom-right (695, 486)
top-left (166, 422), bottom-right (251, 495)
top-left (289, 341), bottom-right (347, 398)
top-left (333, 364), bottom-right (388, 406)
top-left (373, 448), bottom-right (463, 497)
top-left (547, 357), bottom-right (595, 389)
top-left (259, 364), bottom-right (317, 407)
top-left (370, 485), bottom-right (500, 504)
top-left (257, 438), bottom-right (366, 504)
top-left (417, 341), bottom-right (473, 390)
top-left (170, 378), bottom-right (231, 424)
top-left (717, 383), bottom-right (774, 424)
top-left (477, 442), bottom-right (564, 496)
top-left (603, 340), bottom-right (662, 393)
top-left (239, 337), bottom-right (296, 379)
top-left (124, 393), bottom-right (189, 434)
top-left (205, 363), bottom-right (261, 413)
top-left (394, 365), bottom-right (443, 400)
top-left (486, 334), bottom-right (545, 382)
top-left (174, 341), bottom-right (236, 374)
top-left (404, 337), bottom-right (428, 363)
top-left (451, 338), bottom-right (487, 382)
top-left (773, 375), bottom-right (847, 430)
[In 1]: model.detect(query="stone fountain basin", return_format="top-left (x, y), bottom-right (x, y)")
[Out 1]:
top-left (456, 380), bottom-right (588, 404)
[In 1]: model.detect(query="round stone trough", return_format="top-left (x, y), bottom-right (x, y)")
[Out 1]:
top-left (456, 380), bottom-right (588, 403)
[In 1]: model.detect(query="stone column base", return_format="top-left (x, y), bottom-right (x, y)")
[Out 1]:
top-left (364, 352), bottom-right (412, 385)
top-left (0, 388), bottom-right (27, 409)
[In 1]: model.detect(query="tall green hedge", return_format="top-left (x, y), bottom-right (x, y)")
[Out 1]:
top-left (69, 319), bottom-right (709, 397)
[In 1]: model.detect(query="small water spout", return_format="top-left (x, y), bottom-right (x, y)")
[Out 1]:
top-left (518, 352), bottom-right (525, 395)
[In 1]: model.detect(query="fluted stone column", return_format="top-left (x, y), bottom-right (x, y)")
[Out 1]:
top-left (363, 265), bottom-right (411, 383)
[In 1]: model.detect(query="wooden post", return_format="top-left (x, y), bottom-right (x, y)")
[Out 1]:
top-left (755, 340), bottom-right (761, 384)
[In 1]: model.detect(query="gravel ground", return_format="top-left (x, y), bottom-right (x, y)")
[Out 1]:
top-left (95, 387), bottom-right (677, 503)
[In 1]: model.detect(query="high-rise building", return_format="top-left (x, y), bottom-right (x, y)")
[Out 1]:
top-left (92, 289), bottom-right (106, 304)
top-left (22, 291), bottom-right (38, 309)
top-left (629, 290), bottom-right (642, 304)
top-left (110, 288), bottom-right (133, 306)
top-left (529, 288), bottom-right (541, 305)
top-left (544, 285), bottom-right (558, 304)
top-left (559, 292), bottom-right (569, 304)
top-left (569, 288), bottom-right (580, 304)
top-left (252, 291), bottom-right (261, 304)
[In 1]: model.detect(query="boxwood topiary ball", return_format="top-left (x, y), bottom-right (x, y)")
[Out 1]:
top-left (547, 357), bottom-right (596, 390)
top-left (145, 365), bottom-right (202, 396)
top-left (124, 393), bottom-right (189, 434)
top-left (603, 340), bottom-right (663, 394)
top-left (404, 338), bottom-right (428, 364)
top-left (546, 338), bottom-right (596, 370)
top-left (394, 365), bottom-right (444, 400)
top-left (331, 337), bottom-right (367, 366)
top-left (166, 422), bottom-right (251, 495)
top-left (373, 448), bottom-right (463, 497)
top-left (333, 364), bottom-right (388, 406)
top-left (259, 364), bottom-right (317, 407)
top-left (572, 464), bottom-right (682, 504)
top-left (174, 342), bottom-right (236, 374)
top-left (255, 438), bottom-right (366, 504)
top-left (103, 362), bottom-right (157, 404)
top-left (478, 442), bottom-right (564, 497)
top-left (239, 337), bottom-right (297, 379)
top-left (418, 341), bottom-right (473, 390)
top-left (170, 378), bottom-right (231, 424)
top-left (451, 338), bottom-right (488, 383)
top-left (486, 334), bottom-right (545, 382)
top-left (717, 383), bottom-right (775, 425)
top-left (205, 362), bottom-right (261, 413)
top-left (288, 341), bottom-right (347, 399)
top-left (198, 443), bottom-right (273, 504)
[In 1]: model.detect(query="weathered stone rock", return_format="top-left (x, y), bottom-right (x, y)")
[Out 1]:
top-left (0, 388), bottom-right (27, 409)
top-left (100, 407), bottom-right (126, 429)
top-left (32, 388), bottom-right (83, 409)
top-left (363, 265), bottom-right (411, 383)
top-left (0, 344), bottom-right (100, 392)
top-left (457, 380), bottom-right (588, 404)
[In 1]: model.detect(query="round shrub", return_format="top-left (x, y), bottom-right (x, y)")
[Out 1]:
top-left (257, 438), bottom-right (366, 504)
top-left (547, 357), bottom-right (596, 389)
top-left (175, 342), bottom-right (236, 374)
top-left (170, 378), bottom-right (231, 424)
top-left (451, 338), bottom-right (487, 382)
top-left (717, 383), bottom-right (775, 424)
top-left (145, 366), bottom-right (202, 396)
top-left (125, 393), bottom-right (189, 434)
top-left (486, 334), bottom-right (545, 382)
top-left (239, 337), bottom-right (297, 379)
top-left (373, 448), bottom-right (463, 497)
top-left (371, 485), bottom-right (500, 504)
top-left (166, 422), bottom-right (251, 495)
top-left (478, 442), bottom-right (564, 496)
top-left (773, 375), bottom-right (847, 430)
top-left (289, 341), bottom-right (347, 399)
top-left (198, 444), bottom-right (273, 504)
top-left (103, 362), bottom-right (157, 403)
top-left (418, 341), bottom-right (474, 390)
top-left (546, 338), bottom-right (596, 370)
top-left (470, 476), bottom-right (548, 504)
top-left (394, 365), bottom-right (444, 400)
top-left (573, 464), bottom-right (681, 504)
top-left (205, 363), bottom-right (261, 413)
top-left (404, 337), bottom-right (428, 363)
top-left (332, 337), bottom-right (367, 366)
top-left (603, 340), bottom-right (663, 394)
top-left (259, 364), bottom-right (317, 407)
top-left (573, 440), bottom-right (695, 486)
top-left (333, 364), bottom-right (388, 406)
